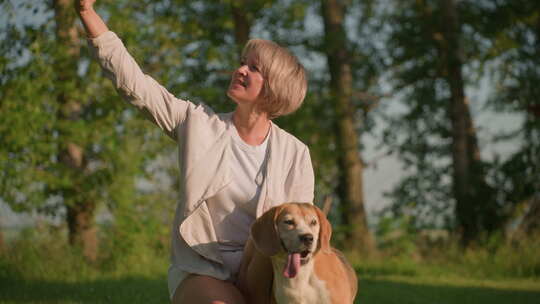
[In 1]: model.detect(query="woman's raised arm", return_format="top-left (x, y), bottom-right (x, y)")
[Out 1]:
top-left (74, 0), bottom-right (108, 38)
top-left (73, 0), bottom-right (197, 139)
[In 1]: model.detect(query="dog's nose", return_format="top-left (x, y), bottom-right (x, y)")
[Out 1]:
top-left (299, 233), bottom-right (314, 245)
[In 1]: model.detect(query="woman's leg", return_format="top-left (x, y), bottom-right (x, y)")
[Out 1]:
top-left (172, 274), bottom-right (246, 304)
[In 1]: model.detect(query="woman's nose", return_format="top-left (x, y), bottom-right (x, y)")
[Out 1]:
top-left (237, 65), bottom-right (248, 75)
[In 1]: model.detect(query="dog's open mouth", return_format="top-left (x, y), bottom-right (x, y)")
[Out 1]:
top-left (283, 250), bottom-right (311, 279)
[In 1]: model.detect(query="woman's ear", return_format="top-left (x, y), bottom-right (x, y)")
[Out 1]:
top-left (250, 205), bottom-right (283, 257)
top-left (315, 206), bottom-right (332, 254)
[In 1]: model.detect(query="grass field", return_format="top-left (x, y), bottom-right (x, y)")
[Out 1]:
top-left (359, 276), bottom-right (540, 304)
top-left (1, 272), bottom-right (539, 303)
top-left (1, 230), bottom-right (539, 303)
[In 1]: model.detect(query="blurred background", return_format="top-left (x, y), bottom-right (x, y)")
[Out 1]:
top-left (1, 0), bottom-right (539, 303)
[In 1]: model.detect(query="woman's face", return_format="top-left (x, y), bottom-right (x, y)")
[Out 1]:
top-left (227, 52), bottom-right (265, 107)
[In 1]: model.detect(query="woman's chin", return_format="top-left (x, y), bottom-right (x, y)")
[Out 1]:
top-left (226, 90), bottom-right (240, 103)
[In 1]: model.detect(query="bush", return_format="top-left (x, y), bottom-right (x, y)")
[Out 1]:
top-left (353, 217), bottom-right (540, 280)
top-left (0, 221), bottom-right (170, 282)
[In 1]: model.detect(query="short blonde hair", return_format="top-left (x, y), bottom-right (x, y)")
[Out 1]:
top-left (242, 39), bottom-right (307, 119)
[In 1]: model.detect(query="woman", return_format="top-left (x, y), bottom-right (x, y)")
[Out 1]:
top-left (75, 1), bottom-right (314, 303)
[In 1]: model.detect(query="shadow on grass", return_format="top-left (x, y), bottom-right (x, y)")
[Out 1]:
top-left (1, 275), bottom-right (539, 304)
top-left (356, 277), bottom-right (540, 304)
top-left (0, 275), bottom-right (169, 304)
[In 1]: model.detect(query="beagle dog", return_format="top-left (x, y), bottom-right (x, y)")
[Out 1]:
top-left (237, 203), bottom-right (358, 304)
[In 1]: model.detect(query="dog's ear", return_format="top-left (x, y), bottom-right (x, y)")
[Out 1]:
top-left (315, 205), bottom-right (332, 254)
top-left (250, 205), bottom-right (283, 257)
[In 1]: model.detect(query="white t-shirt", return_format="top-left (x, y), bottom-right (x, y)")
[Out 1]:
top-left (206, 125), bottom-right (270, 276)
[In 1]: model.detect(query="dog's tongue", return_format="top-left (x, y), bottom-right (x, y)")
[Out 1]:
top-left (283, 253), bottom-right (301, 278)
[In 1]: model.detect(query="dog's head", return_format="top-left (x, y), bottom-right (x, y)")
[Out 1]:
top-left (250, 203), bottom-right (332, 278)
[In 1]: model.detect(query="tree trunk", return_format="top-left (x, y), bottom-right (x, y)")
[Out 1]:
top-left (440, 0), bottom-right (496, 246)
top-left (53, 0), bottom-right (98, 261)
top-left (231, 0), bottom-right (252, 53)
top-left (67, 200), bottom-right (98, 259)
top-left (0, 219), bottom-right (4, 253)
top-left (518, 197), bottom-right (540, 236)
top-left (321, 0), bottom-right (375, 255)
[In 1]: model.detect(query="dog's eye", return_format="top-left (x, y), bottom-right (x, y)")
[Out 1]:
top-left (310, 219), bottom-right (318, 226)
top-left (284, 220), bottom-right (295, 226)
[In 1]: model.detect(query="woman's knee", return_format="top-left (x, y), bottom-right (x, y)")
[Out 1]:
top-left (172, 274), bottom-right (245, 304)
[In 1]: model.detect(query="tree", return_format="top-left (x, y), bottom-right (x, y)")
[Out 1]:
top-left (439, 0), bottom-right (498, 245)
top-left (230, 0), bottom-right (252, 50)
top-left (0, 0), bottom-right (163, 260)
top-left (53, 0), bottom-right (99, 260)
top-left (320, 0), bottom-right (375, 254)
top-left (0, 218), bottom-right (4, 253)
top-left (468, 0), bottom-right (540, 236)
top-left (382, 0), bottom-right (502, 245)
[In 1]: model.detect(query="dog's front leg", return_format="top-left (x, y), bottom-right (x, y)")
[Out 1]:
top-left (237, 239), bottom-right (274, 304)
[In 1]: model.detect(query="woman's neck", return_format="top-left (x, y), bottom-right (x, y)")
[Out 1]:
top-left (232, 107), bottom-right (271, 146)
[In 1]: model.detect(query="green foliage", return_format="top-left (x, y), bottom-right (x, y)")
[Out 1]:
top-left (378, 0), bottom-right (539, 236)
top-left (0, 226), bottom-right (170, 303)
top-left (375, 215), bottom-right (420, 258)
top-left (379, 0), bottom-right (464, 229)
top-left (98, 191), bottom-right (173, 272)
top-left (471, 0), bottom-right (540, 220)
top-left (1, 227), bottom-right (99, 281)
top-left (354, 239), bottom-right (540, 281)
top-left (449, 235), bottom-right (540, 278)
top-left (361, 218), bottom-right (540, 279)
top-left (0, 222), bottom-right (169, 281)
top-left (0, 0), bottom-right (152, 216)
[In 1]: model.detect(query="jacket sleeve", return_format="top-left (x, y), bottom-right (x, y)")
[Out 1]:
top-left (89, 31), bottom-right (191, 139)
top-left (295, 146), bottom-right (315, 203)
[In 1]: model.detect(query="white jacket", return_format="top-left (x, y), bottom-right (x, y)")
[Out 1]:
top-left (89, 31), bottom-right (315, 281)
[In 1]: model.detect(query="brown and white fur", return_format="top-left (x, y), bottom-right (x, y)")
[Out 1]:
top-left (237, 203), bottom-right (358, 304)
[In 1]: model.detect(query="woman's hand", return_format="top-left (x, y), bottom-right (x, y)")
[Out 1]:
top-left (73, 0), bottom-right (108, 38)
top-left (74, 0), bottom-right (96, 15)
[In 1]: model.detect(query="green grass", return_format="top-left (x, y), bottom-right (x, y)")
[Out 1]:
top-left (1, 272), bottom-right (539, 304)
top-left (1, 229), bottom-right (540, 303)
top-left (0, 275), bottom-right (169, 303)
top-left (358, 276), bottom-right (540, 304)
